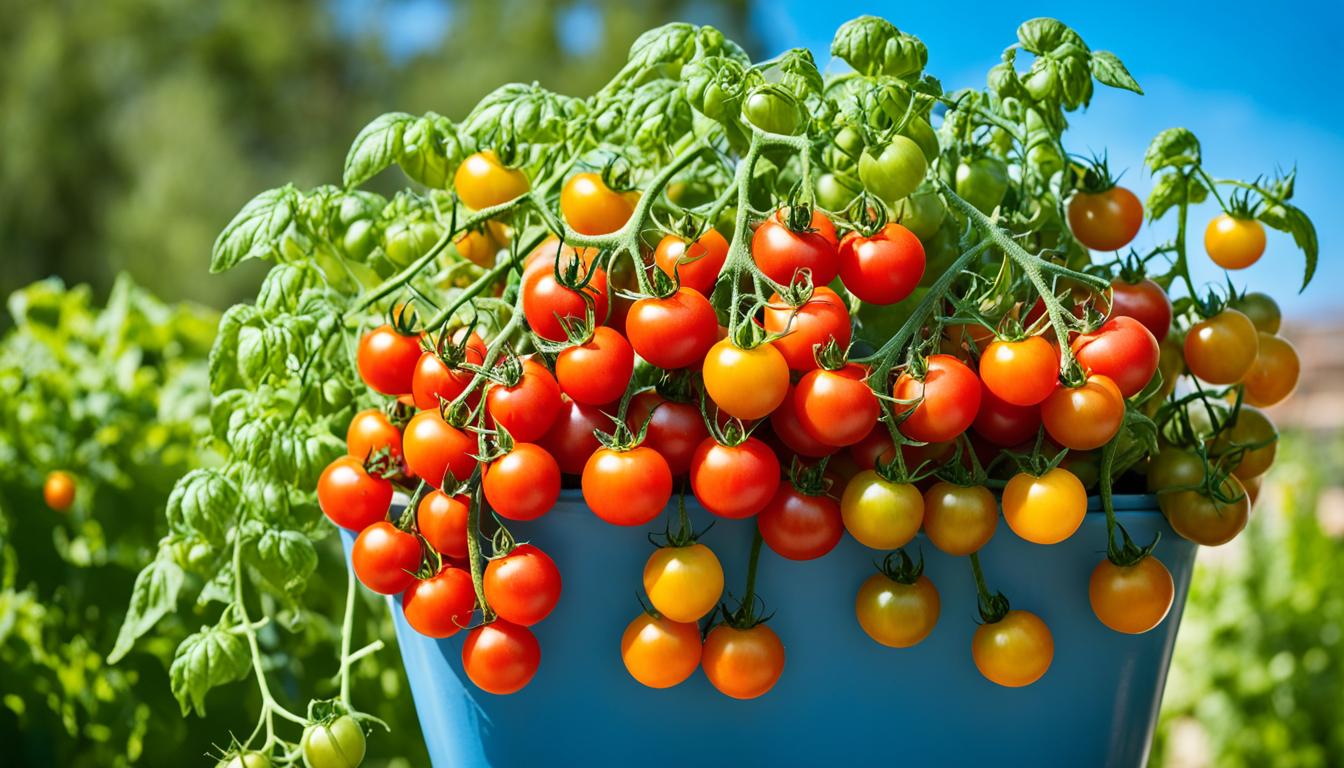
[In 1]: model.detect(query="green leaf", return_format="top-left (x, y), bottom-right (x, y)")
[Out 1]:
top-left (248, 527), bottom-right (318, 595)
top-left (1090, 51), bottom-right (1143, 94)
top-left (1146, 171), bottom-right (1208, 222)
top-left (626, 80), bottom-right (693, 154)
top-left (108, 549), bottom-right (184, 663)
top-left (397, 113), bottom-right (460, 190)
top-left (169, 619), bottom-right (251, 716)
top-left (625, 23), bottom-right (698, 71)
top-left (1145, 128), bottom-right (1202, 172)
top-left (342, 112), bottom-right (413, 188)
top-left (830, 16), bottom-right (927, 79)
top-left (210, 186), bottom-right (300, 273)
top-left (167, 469), bottom-right (241, 541)
top-left (1259, 201), bottom-right (1319, 290)
top-left (1016, 18), bottom-right (1087, 56)
top-left (777, 48), bottom-right (824, 100)
top-left (461, 84), bottom-right (580, 149)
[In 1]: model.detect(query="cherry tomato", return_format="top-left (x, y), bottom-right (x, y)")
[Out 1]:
top-left (352, 521), bottom-right (421, 595)
top-left (893, 354), bottom-right (982, 443)
top-left (644, 543), bottom-right (724, 622)
top-left (1109, 278), bottom-right (1172, 342)
top-left (955, 156), bottom-right (1009, 213)
top-left (855, 573), bottom-right (940, 648)
top-left (701, 624), bottom-right (786, 700)
top-left (626, 392), bottom-right (709, 476)
top-left (417, 490), bottom-right (469, 559)
top-left (540, 395), bottom-right (607, 475)
top-left (454, 150), bottom-right (529, 210)
top-left (1146, 444), bottom-right (1208, 494)
top-left (858, 136), bottom-right (927, 203)
top-left (1209, 405), bottom-right (1277, 480)
top-left (453, 227), bottom-right (500, 268)
top-left (485, 359), bottom-right (562, 443)
top-left (972, 381), bottom-right (1042, 447)
top-left (758, 483), bottom-right (844, 560)
top-left (794, 363), bottom-right (879, 447)
top-left (840, 470), bottom-right (923, 550)
top-left (462, 620), bottom-right (541, 695)
top-left (922, 482), bottom-right (998, 555)
top-left (653, 230), bottom-right (730, 295)
top-left (751, 208), bottom-right (840, 287)
top-left (411, 330), bottom-right (486, 410)
top-left (763, 286), bottom-right (852, 371)
top-left (1071, 317), bottom-right (1160, 397)
top-left (1041, 375), bottom-right (1124, 450)
top-left (318, 456), bottom-right (392, 531)
top-left (357, 324), bottom-right (422, 396)
top-left (979, 336), bottom-right (1058, 406)
top-left (1205, 214), bottom-right (1266, 269)
top-left (346, 409), bottom-right (404, 469)
top-left (484, 543), bottom-right (562, 626)
top-left (625, 288), bottom-right (718, 369)
top-left (582, 446), bottom-right (673, 526)
top-left (561, 172), bottom-right (636, 236)
top-left (1002, 467), bottom-right (1087, 545)
top-left (837, 223), bottom-right (926, 305)
top-left (1242, 332), bottom-right (1299, 407)
top-left (690, 436), bottom-right (781, 519)
top-left (556, 327), bottom-right (634, 405)
top-left (1183, 309), bottom-right (1259, 385)
top-left (484, 443), bottom-right (561, 521)
top-left (1231, 291), bottom-right (1281, 334)
top-left (300, 715), bottom-right (365, 768)
top-left (520, 251), bottom-right (610, 342)
top-left (769, 385), bottom-right (836, 458)
top-left (702, 339), bottom-right (789, 420)
top-left (972, 610), bottom-right (1054, 687)
top-left (1067, 186), bottom-right (1143, 251)
top-left (1089, 556), bottom-right (1174, 634)
top-left (621, 613), bottom-right (702, 689)
top-left (403, 410), bottom-right (477, 488)
top-left (402, 565), bottom-right (475, 638)
top-left (43, 470), bottom-right (75, 512)
top-left (1159, 474), bottom-right (1249, 546)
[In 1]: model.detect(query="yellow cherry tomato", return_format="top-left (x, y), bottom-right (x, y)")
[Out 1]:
top-left (1204, 214), bottom-right (1266, 269)
top-left (454, 151), bottom-right (530, 210)
top-left (1002, 467), bottom-right (1087, 545)
top-left (701, 339), bottom-right (789, 420)
top-left (642, 543), bottom-right (724, 622)
top-left (840, 470), bottom-right (924, 550)
top-left (972, 609), bottom-right (1054, 687)
top-left (855, 572), bottom-right (940, 648)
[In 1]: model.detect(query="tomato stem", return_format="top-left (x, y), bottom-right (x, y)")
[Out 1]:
top-left (465, 483), bottom-right (494, 623)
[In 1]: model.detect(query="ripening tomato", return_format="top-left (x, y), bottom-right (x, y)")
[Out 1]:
top-left (1089, 556), bottom-right (1174, 634)
top-left (454, 151), bottom-right (530, 210)
top-left (358, 324), bottom-right (423, 396)
top-left (352, 521), bottom-right (421, 595)
top-left (621, 613), bottom-right (702, 689)
top-left (403, 410), bottom-right (477, 488)
top-left (1242, 332), bottom-right (1299, 407)
top-left (625, 288), bottom-right (718, 369)
top-left (837, 223), bottom-right (926, 305)
top-left (653, 230), bottom-right (730, 295)
top-left (346, 409), bottom-right (404, 469)
top-left (1209, 405), bottom-right (1277, 481)
top-left (1109, 278), bottom-right (1172, 342)
top-left (702, 339), bottom-right (789, 420)
top-left (484, 544), bottom-right (562, 626)
top-left (701, 623), bottom-right (786, 700)
top-left (412, 330), bottom-right (486, 410)
top-left (402, 565), bottom-right (476, 638)
top-left (972, 381), bottom-right (1042, 447)
top-left (893, 354), bottom-right (982, 443)
top-left (751, 208), bottom-right (840, 287)
top-left (690, 437), bottom-right (781, 519)
top-left (1041, 375), bottom-right (1124, 450)
top-left (582, 446), bottom-right (673, 526)
top-left (520, 252), bottom-right (610, 342)
top-left (485, 359), bottom-right (562, 443)
top-left (758, 483), bottom-right (844, 560)
top-left (840, 471), bottom-right (923, 550)
top-left (858, 136), bottom-right (928, 204)
top-left (1002, 467), bottom-right (1087, 545)
top-left (1205, 214), bottom-right (1266, 269)
top-left (1159, 474), bottom-right (1250, 546)
top-left (318, 456), bottom-right (392, 531)
top-left (43, 470), bottom-right (75, 512)
top-left (462, 620), bottom-right (541, 695)
top-left (417, 490), bottom-right (469, 559)
top-left (979, 336), bottom-right (1058, 406)
top-left (1184, 309), bottom-right (1259, 385)
top-left (626, 392), bottom-right (709, 476)
top-left (453, 227), bottom-right (499, 268)
top-left (1231, 291), bottom-right (1281, 334)
top-left (1067, 187), bottom-right (1142, 251)
top-left (561, 173), bottom-right (636, 235)
top-left (644, 543), bottom-right (724, 622)
top-left (484, 443), bottom-right (561, 521)
top-left (556, 327), bottom-right (634, 405)
top-left (540, 396), bottom-right (608, 475)
top-left (1071, 317), bottom-right (1160, 397)
top-left (794, 363), bottom-right (879, 447)
top-left (769, 385), bottom-right (836, 458)
top-left (922, 482), bottom-right (998, 556)
top-left (972, 610), bottom-right (1054, 687)
top-left (763, 286), bottom-right (852, 371)
top-left (855, 572), bottom-right (940, 648)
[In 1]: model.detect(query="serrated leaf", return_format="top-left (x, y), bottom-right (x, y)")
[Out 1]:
top-left (1017, 18), bottom-right (1086, 56)
top-left (343, 112), bottom-right (413, 188)
top-left (1091, 51), bottom-right (1142, 94)
top-left (169, 621), bottom-right (251, 716)
top-left (249, 527), bottom-right (318, 595)
top-left (109, 550), bottom-right (184, 663)
top-left (1146, 170), bottom-right (1208, 221)
top-left (210, 186), bottom-right (300, 273)
top-left (1145, 128), bottom-right (1201, 172)
top-left (625, 22), bottom-right (698, 70)
top-left (1259, 202), bottom-right (1319, 290)
top-left (167, 469), bottom-right (241, 540)
top-left (830, 16), bottom-right (927, 79)
top-left (777, 48), bottom-right (824, 100)
top-left (397, 114), bottom-right (459, 189)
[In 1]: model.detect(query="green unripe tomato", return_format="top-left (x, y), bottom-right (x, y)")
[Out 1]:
top-left (891, 188), bottom-right (947, 240)
top-left (383, 219), bottom-right (440, 269)
top-left (302, 716), bottom-right (366, 768)
top-left (816, 173), bottom-right (861, 212)
top-left (217, 753), bottom-right (273, 768)
top-left (743, 85), bottom-right (801, 136)
top-left (954, 156), bottom-right (1009, 214)
top-left (899, 116), bottom-right (940, 163)
top-left (1027, 142), bottom-right (1064, 179)
top-left (858, 136), bottom-right (927, 204)
top-left (342, 219), bottom-right (377, 262)
top-left (1230, 291), bottom-right (1282, 334)
top-left (833, 126), bottom-right (865, 161)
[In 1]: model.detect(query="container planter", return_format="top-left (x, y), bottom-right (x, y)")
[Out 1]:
top-left (340, 492), bottom-right (1195, 767)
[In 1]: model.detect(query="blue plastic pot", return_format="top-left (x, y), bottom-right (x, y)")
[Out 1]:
top-left (340, 492), bottom-right (1195, 767)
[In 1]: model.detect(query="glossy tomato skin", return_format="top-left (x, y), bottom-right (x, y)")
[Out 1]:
top-left (621, 614), bottom-right (702, 689)
top-left (922, 482), bottom-right (998, 556)
top-left (1243, 332), bottom-right (1299, 407)
top-left (411, 331), bottom-right (486, 410)
top-left (1231, 291), bottom-right (1281, 334)
top-left (462, 620), bottom-right (541, 695)
top-left (483, 443), bottom-right (561, 521)
top-left (1159, 474), bottom-right (1250, 546)
top-left (653, 231), bottom-right (729, 295)
top-left (485, 359), bottom-right (562, 443)
top-left (972, 381), bottom-right (1042, 447)
top-left (1183, 309), bottom-right (1259, 385)
top-left (702, 339), bottom-right (789, 420)
top-left (1067, 187), bottom-right (1143, 251)
top-left (43, 471), bottom-right (75, 511)
top-left (582, 446), bottom-right (673, 526)
top-left (701, 624), bottom-right (786, 700)
top-left (751, 208), bottom-right (840, 287)
top-left (626, 392), bottom-right (709, 476)
top-left (769, 385), bottom-right (837, 458)
top-left (794, 363), bottom-right (879, 447)
top-left (1002, 467), bottom-right (1087, 545)
top-left (561, 172), bottom-right (636, 236)
top-left (1204, 214), bottom-right (1266, 269)
top-left (893, 354), bottom-right (982, 443)
top-left (763, 286), bottom-right (852, 371)
top-left (358, 325), bottom-right (422, 396)
top-left (352, 521), bottom-right (421, 595)
top-left (346, 409), bottom-right (404, 468)
top-left (454, 150), bottom-right (529, 210)
top-left (690, 437), bottom-right (781, 519)
top-left (855, 573), bottom-right (940, 648)
top-left (484, 544), bottom-right (562, 626)
top-left (520, 255), bottom-right (610, 342)
top-left (972, 610), bottom-right (1054, 687)
top-left (417, 490), bottom-right (469, 559)
top-left (540, 396), bottom-right (609, 475)
top-left (757, 484), bottom-right (844, 560)
top-left (318, 456), bottom-right (392, 531)
top-left (837, 223), bottom-right (926, 305)
top-left (1040, 375), bottom-right (1124, 451)
top-left (1109, 278), bottom-right (1172, 342)
top-left (840, 471), bottom-right (923, 550)
top-left (644, 543), bottom-right (724, 622)
top-left (626, 288), bottom-right (718, 369)
top-left (1071, 316), bottom-right (1160, 397)
top-left (979, 336), bottom-right (1058, 406)
top-left (402, 566), bottom-right (476, 638)
top-left (556, 327), bottom-right (634, 405)
top-left (1089, 557), bottom-right (1174, 634)
top-left (403, 410), bottom-right (477, 489)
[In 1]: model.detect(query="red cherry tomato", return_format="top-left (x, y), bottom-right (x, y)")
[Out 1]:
top-left (653, 230), bottom-right (730, 295)
top-left (411, 330), bottom-right (486, 410)
top-left (751, 207), bottom-right (840, 286)
top-left (757, 483), bottom-right (844, 560)
top-left (794, 363), bottom-right (879, 447)
top-left (484, 443), bottom-right (561, 521)
top-left (1071, 316), bottom-right (1161, 397)
top-left (1041, 375), bottom-right (1125, 450)
top-left (540, 395), bottom-right (609, 474)
top-left (462, 620), bottom-right (541, 694)
top-left (483, 543), bottom-right (562, 626)
top-left (358, 324), bottom-right (423, 396)
top-left (346, 409), bottom-right (404, 468)
top-left (690, 437), bottom-right (781, 519)
top-left (768, 385), bottom-right (836, 458)
top-left (763, 286), bottom-right (853, 371)
top-left (556, 327), bottom-right (634, 405)
top-left (582, 446), bottom-right (674, 526)
top-left (972, 381), bottom-right (1042, 447)
top-left (521, 250), bottom-right (610, 342)
top-left (626, 392), bottom-right (710, 476)
top-left (837, 223), bottom-right (926, 305)
top-left (403, 410), bottom-right (477, 489)
top-left (893, 354), bottom-right (982, 443)
top-left (1068, 187), bottom-right (1143, 251)
top-left (485, 359), bottom-right (562, 443)
top-left (1109, 278), bottom-right (1172, 342)
top-left (625, 288), bottom-right (719, 369)
top-left (417, 490), bottom-right (469, 559)
top-left (318, 456), bottom-right (392, 531)
top-left (402, 565), bottom-right (476, 638)
top-left (352, 521), bottom-right (421, 595)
